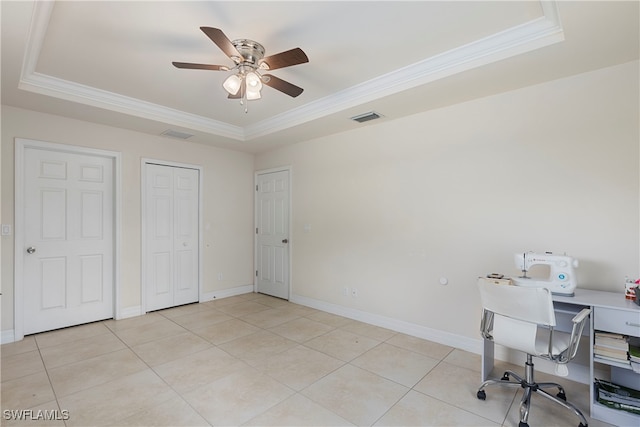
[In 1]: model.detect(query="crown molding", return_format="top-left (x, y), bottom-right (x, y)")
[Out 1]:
top-left (19, 1), bottom-right (563, 143)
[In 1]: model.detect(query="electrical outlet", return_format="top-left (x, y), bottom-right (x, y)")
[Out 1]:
top-left (342, 287), bottom-right (349, 296)
top-left (351, 288), bottom-right (358, 298)
top-left (1, 224), bottom-right (11, 236)
top-left (218, 273), bottom-right (224, 281)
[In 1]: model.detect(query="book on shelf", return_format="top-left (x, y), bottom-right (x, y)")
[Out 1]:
top-left (595, 336), bottom-right (629, 351)
top-left (594, 379), bottom-right (640, 415)
top-left (594, 345), bottom-right (628, 361)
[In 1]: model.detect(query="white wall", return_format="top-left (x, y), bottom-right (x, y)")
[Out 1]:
top-left (1, 106), bottom-right (255, 337)
top-left (255, 61), bottom-right (639, 346)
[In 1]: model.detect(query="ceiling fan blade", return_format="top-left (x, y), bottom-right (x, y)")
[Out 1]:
top-left (260, 48), bottom-right (308, 70)
top-left (172, 62), bottom-right (228, 71)
top-left (262, 74), bottom-right (304, 97)
top-left (200, 27), bottom-right (242, 61)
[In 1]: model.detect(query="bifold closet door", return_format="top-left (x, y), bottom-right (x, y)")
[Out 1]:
top-left (145, 163), bottom-right (199, 311)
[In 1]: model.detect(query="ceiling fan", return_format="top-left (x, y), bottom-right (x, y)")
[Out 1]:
top-left (173, 27), bottom-right (309, 109)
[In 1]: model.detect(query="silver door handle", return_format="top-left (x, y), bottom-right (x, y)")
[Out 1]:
top-left (27, 247), bottom-right (36, 254)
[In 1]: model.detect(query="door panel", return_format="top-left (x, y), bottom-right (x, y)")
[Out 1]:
top-left (23, 147), bottom-right (114, 335)
top-left (256, 170), bottom-right (290, 299)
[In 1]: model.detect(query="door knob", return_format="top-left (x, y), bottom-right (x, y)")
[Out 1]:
top-left (27, 246), bottom-right (36, 254)
top-left (282, 239), bottom-right (288, 244)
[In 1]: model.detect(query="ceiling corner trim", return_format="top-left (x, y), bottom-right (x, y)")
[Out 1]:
top-left (18, 72), bottom-right (245, 140)
top-left (20, 0), bottom-right (54, 78)
top-left (244, 1), bottom-right (565, 141)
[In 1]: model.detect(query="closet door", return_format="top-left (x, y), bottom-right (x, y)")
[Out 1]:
top-left (145, 163), bottom-right (199, 311)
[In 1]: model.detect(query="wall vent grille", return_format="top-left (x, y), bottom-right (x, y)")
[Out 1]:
top-left (350, 111), bottom-right (383, 123)
top-left (161, 129), bottom-right (194, 139)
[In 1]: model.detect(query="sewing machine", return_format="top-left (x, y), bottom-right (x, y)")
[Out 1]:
top-left (512, 252), bottom-right (578, 296)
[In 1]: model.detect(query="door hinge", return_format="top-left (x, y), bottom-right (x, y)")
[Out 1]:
top-left (256, 185), bottom-right (259, 191)
top-left (256, 270), bottom-right (258, 277)
top-left (256, 227), bottom-right (258, 234)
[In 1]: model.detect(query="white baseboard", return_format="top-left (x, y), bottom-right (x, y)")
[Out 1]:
top-left (290, 293), bottom-right (589, 385)
top-left (201, 284), bottom-right (254, 302)
top-left (1, 329), bottom-right (15, 344)
top-left (291, 293), bottom-right (482, 354)
top-left (118, 305), bottom-right (143, 320)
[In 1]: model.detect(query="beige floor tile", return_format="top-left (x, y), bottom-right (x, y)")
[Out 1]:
top-left (305, 311), bottom-right (354, 328)
top-left (505, 386), bottom-right (590, 427)
top-left (351, 342), bottom-right (440, 387)
top-left (39, 333), bottom-right (126, 369)
top-left (153, 347), bottom-right (248, 393)
top-left (305, 329), bottom-right (380, 362)
top-left (47, 349), bottom-right (147, 397)
top-left (1, 400), bottom-right (66, 427)
top-left (155, 302), bottom-right (215, 319)
top-left (1, 350), bottom-right (45, 381)
top-left (252, 345), bottom-right (344, 391)
top-left (1, 371), bottom-right (56, 410)
top-left (183, 368), bottom-right (294, 426)
top-left (131, 331), bottom-right (212, 366)
top-left (443, 348), bottom-right (482, 372)
top-left (253, 295), bottom-right (291, 308)
top-left (102, 312), bottom-right (165, 332)
top-left (375, 389), bottom-right (500, 426)
top-left (114, 395), bottom-right (209, 426)
top-left (340, 321), bottom-right (397, 341)
top-left (302, 364), bottom-right (409, 426)
top-left (387, 333), bottom-right (454, 360)
top-left (219, 330), bottom-right (298, 364)
top-left (1, 336), bottom-right (38, 358)
top-left (216, 300), bottom-right (272, 317)
top-left (168, 308), bottom-right (232, 329)
top-left (414, 361), bottom-right (517, 425)
top-left (58, 369), bottom-right (178, 427)
top-left (244, 393), bottom-right (355, 426)
top-left (34, 322), bottom-right (112, 349)
top-left (268, 317), bottom-right (334, 343)
top-left (191, 318), bottom-right (260, 345)
top-left (240, 307), bottom-right (301, 329)
top-left (113, 317), bottom-right (186, 347)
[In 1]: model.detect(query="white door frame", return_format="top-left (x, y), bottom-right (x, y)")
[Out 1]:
top-left (14, 138), bottom-right (122, 341)
top-left (141, 158), bottom-right (203, 312)
top-left (254, 166), bottom-right (292, 299)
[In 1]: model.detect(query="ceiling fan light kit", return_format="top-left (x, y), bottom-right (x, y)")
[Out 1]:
top-left (173, 27), bottom-right (308, 113)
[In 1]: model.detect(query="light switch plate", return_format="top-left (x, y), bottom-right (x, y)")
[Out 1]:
top-left (1, 224), bottom-right (12, 236)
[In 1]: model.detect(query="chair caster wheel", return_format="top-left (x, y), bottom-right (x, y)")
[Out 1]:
top-left (501, 373), bottom-right (509, 381)
top-left (477, 390), bottom-right (486, 400)
top-left (578, 424), bottom-right (587, 427)
top-left (557, 391), bottom-right (567, 401)
top-left (518, 422), bottom-right (529, 427)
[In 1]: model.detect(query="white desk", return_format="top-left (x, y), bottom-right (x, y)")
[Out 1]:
top-left (480, 288), bottom-right (640, 426)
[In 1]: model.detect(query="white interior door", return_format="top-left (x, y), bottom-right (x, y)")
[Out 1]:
top-left (23, 146), bottom-right (114, 335)
top-left (145, 163), bottom-right (199, 311)
top-left (256, 170), bottom-right (290, 299)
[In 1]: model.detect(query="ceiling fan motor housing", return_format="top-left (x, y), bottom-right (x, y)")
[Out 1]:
top-left (232, 39), bottom-right (265, 67)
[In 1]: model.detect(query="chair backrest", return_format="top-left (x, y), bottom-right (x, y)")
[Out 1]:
top-left (478, 278), bottom-right (556, 326)
top-left (478, 278), bottom-right (556, 355)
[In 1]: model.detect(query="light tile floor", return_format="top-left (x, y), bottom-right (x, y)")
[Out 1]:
top-left (1, 293), bottom-right (616, 426)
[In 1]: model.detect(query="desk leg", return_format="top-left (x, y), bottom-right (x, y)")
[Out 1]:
top-left (481, 338), bottom-right (494, 382)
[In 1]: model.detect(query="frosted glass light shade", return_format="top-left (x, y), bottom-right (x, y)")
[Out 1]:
top-left (245, 72), bottom-right (263, 91)
top-left (223, 74), bottom-right (242, 95)
top-left (246, 87), bottom-right (262, 100)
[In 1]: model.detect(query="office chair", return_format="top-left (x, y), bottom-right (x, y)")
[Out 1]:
top-left (476, 278), bottom-right (591, 427)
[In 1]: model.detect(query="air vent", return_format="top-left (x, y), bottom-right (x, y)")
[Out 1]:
top-left (161, 129), bottom-right (194, 140)
top-left (350, 111), bottom-right (383, 123)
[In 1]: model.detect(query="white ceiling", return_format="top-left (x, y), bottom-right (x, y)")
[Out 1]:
top-left (2, 1), bottom-right (638, 153)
